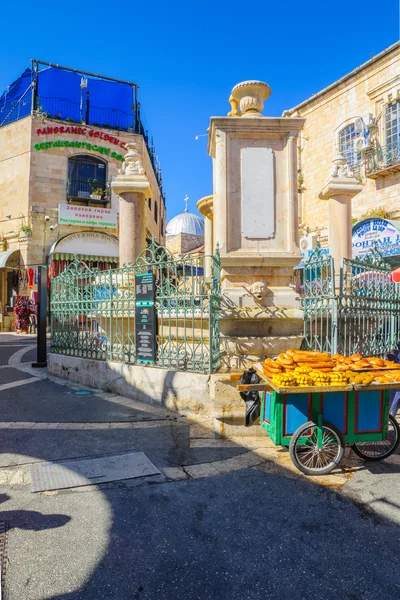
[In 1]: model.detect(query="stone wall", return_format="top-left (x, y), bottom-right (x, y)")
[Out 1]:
top-left (166, 232), bottom-right (204, 254)
top-left (0, 114), bottom-right (167, 313)
top-left (285, 43), bottom-right (400, 233)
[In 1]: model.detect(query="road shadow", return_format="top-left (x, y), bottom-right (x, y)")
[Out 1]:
top-left (1, 374), bottom-right (400, 599)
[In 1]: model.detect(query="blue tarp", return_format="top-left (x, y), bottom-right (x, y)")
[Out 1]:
top-left (0, 68), bottom-right (32, 125)
top-left (0, 66), bottom-right (135, 130)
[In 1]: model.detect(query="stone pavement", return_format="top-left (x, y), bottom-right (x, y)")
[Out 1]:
top-left (1, 332), bottom-right (400, 599)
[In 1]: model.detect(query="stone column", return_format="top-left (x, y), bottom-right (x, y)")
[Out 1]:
top-left (111, 142), bottom-right (151, 266)
top-left (319, 153), bottom-right (362, 279)
top-left (197, 195), bottom-right (214, 280)
top-left (207, 80), bottom-right (306, 370)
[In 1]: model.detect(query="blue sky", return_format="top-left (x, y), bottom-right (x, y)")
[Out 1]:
top-left (1, 0), bottom-right (399, 222)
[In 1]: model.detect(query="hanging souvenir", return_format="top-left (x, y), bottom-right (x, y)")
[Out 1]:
top-left (28, 268), bottom-right (34, 288)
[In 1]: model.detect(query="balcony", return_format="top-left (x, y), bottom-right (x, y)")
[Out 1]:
top-left (66, 178), bottom-right (110, 206)
top-left (365, 142), bottom-right (400, 179)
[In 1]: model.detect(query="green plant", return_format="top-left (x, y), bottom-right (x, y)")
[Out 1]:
top-left (297, 170), bottom-right (306, 193)
top-left (352, 206), bottom-right (400, 226)
top-left (20, 225), bottom-right (32, 234)
top-left (88, 178), bottom-right (99, 193)
top-left (91, 188), bottom-right (104, 197)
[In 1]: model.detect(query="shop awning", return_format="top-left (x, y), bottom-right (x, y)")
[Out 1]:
top-left (48, 232), bottom-right (119, 263)
top-left (0, 249), bottom-right (20, 268)
top-left (52, 252), bottom-right (117, 262)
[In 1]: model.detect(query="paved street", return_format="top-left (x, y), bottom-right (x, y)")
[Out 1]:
top-left (1, 333), bottom-right (400, 599)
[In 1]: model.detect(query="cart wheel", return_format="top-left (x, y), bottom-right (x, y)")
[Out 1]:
top-left (289, 420), bottom-right (345, 476)
top-left (351, 414), bottom-right (400, 462)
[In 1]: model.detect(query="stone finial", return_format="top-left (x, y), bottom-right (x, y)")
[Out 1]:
top-left (328, 152), bottom-right (354, 180)
top-left (227, 95), bottom-right (242, 117)
top-left (112, 141), bottom-right (151, 197)
top-left (118, 142), bottom-right (145, 176)
top-left (231, 80), bottom-right (271, 117)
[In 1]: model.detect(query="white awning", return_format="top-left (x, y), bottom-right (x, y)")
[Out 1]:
top-left (0, 249), bottom-right (20, 268)
top-left (48, 232), bottom-right (119, 262)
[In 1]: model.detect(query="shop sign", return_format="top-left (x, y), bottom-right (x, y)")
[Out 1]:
top-left (135, 273), bottom-right (156, 364)
top-left (352, 219), bottom-right (400, 258)
top-left (52, 231), bottom-right (119, 257)
top-left (59, 204), bottom-right (117, 229)
top-left (34, 140), bottom-right (124, 162)
top-left (36, 126), bottom-right (127, 149)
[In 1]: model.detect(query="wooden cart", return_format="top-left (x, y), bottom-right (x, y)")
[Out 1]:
top-left (237, 363), bottom-right (400, 475)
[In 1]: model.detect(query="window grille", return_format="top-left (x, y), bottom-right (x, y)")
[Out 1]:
top-left (339, 124), bottom-right (360, 166)
top-left (385, 101), bottom-right (400, 149)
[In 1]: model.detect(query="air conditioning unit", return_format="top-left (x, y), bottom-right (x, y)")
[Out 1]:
top-left (300, 233), bottom-right (318, 253)
top-left (354, 136), bottom-right (372, 153)
top-left (354, 114), bottom-right (376, 133)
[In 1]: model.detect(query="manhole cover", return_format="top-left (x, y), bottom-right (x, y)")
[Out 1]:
top-left (30, 452), bottom-right (161, 492)
top-left (74, 391), bottom-right (93, 396)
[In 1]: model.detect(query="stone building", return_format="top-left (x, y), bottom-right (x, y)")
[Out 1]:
top-left (0, 61), bottom-right (166, 329)
top-left (166, 198), bottom-right (204, 255)
top-left (283, 41), bottom-right (400, 249)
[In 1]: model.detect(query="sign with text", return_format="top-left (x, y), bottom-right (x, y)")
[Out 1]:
top-left (58, 204), bottom-right (118, 229)
top-left (135, 272), bottom-right (156, 303)
top-left (135, 304), bottom-right (156, 363)
top-left (352, 219), bottom-right (400, 259)
top-left (135, 273), bottom-right (157, 363)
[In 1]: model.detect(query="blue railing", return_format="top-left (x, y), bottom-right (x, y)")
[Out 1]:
top-left (0, 91), bottom-right (164, 200)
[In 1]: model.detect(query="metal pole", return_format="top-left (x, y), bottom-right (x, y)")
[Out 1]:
top-left (32, 266), bottom-right (48, 368)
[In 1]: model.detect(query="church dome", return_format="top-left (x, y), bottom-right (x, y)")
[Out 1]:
top-left (166, 197), bottom-right (204, 237)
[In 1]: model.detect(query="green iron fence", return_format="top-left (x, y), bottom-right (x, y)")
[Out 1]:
top-left (50, 239), bottom-right (221, 373)
top-left (299, 244), bottom-right (400, 357)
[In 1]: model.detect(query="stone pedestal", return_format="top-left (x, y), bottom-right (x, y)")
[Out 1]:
top-left (319, 154), bottom-right (362, 283)
top-left (208, 80), bottom-right (305, 369)
top-left (111, 142), bottom-right (151, 265)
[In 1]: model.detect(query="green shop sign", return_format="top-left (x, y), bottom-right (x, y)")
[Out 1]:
top-left (33, 140), bottom-right (125, 162)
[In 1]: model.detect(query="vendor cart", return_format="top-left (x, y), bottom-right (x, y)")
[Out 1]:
top-left (237, 364), bottom-right (400, 475)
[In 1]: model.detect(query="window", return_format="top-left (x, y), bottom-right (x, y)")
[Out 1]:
top-left (161, 219), bottom-right (164, 237)
top-left (339, 124), bottom-right (360, 166)
top-left (67, 155), bottom-right (107, 201)
top-left (154, 200), bottom-right (158, 224)
top-left (148, 197), bottom-right (152, 210)
top-left (385, 101), bottom-right (400, 149)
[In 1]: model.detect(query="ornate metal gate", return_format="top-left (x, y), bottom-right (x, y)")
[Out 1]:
top-left (300, 245), bottom-right (400, 357)
top-left (50, 239), bottom-right (221, 373)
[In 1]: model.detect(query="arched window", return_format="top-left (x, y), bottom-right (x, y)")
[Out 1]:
top-left (67, 155), bottom-right (107, 202)
top-left (154, 200), bottom-right (158, 224)
top-left (339, 124), bottom-right (360, 166)
top-left (385, 101), bottom-right (400, 149)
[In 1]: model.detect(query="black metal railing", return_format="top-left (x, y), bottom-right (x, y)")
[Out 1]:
top-left (365, 141), bottom-right (400, 177)
top-left (66, 178), bottom-right (109, 203)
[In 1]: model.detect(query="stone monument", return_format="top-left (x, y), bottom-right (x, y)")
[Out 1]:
top-left (207, 80), bottom-right (305, 368)
top-left (111, 142), bottom-right (151, 266)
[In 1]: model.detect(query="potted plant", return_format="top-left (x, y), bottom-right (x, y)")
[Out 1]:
top-left (91, 187), bottom-right (104, 200)
top-left (19, 225), bottom-right (32, 240)
top-left (88, 178), bottom-right (103, 200)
